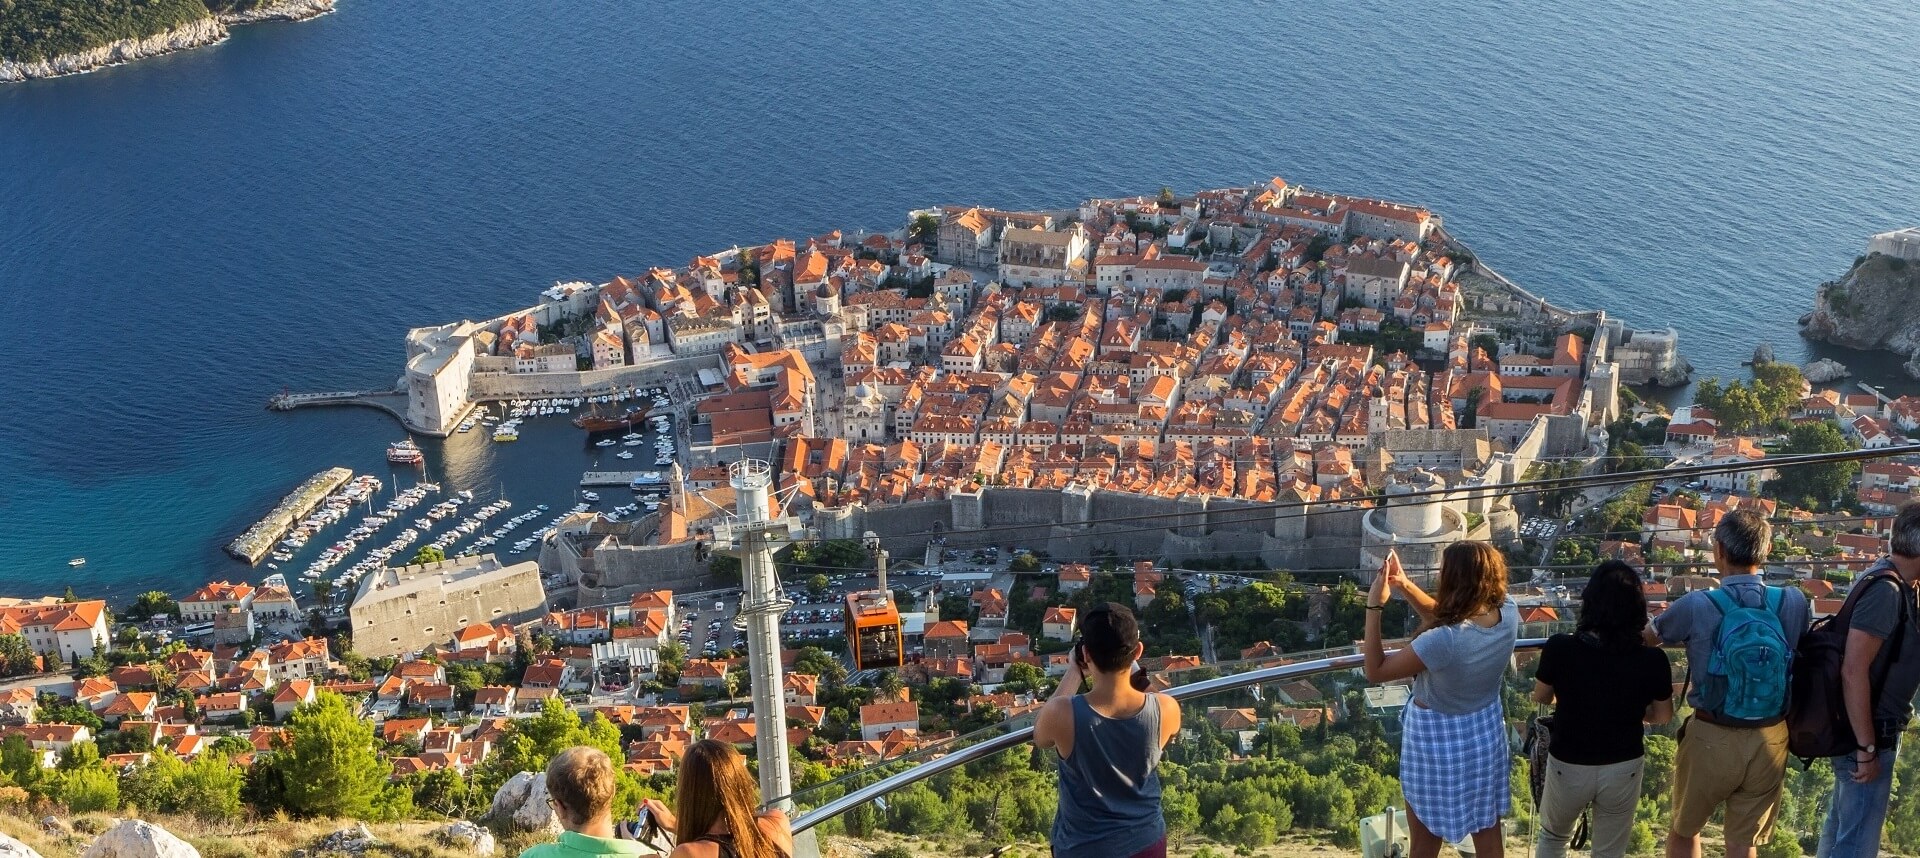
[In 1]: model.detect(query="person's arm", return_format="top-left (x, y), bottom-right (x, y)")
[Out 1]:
top-left (1363, 568), bottom-right (1428, 684)
top-left (1531, 680), bottom-right (1554, 705)
top-left (1155, 691), bottom-right (1182, 747)
top-left (1645, 697), bottom-right (1674, 725)
top-left (1842, 627), bottom-right (1887, 783)
top-left (1385, 552), bottom-right (1437, 622)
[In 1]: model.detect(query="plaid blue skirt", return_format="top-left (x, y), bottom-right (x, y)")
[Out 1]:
top-left (1400, 698), bottom-right (1511, 843)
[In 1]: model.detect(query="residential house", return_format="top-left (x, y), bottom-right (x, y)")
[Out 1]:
top-left (859, 702), bottom-right (921, 742)
top-left (1041, 607), bottom-right (1078, 642)
top-left (271, 680), bottom-right (316, 721)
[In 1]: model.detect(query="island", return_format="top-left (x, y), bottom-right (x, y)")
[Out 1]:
top-left (0, 0), bottom-right (334, 82)
top-left (1802, 227), bottom-right (1920, 379)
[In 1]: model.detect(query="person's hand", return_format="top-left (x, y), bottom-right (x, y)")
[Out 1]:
top-left (1368, 553), bottom-right (1393, 608)
top-left (1059, 649), bottom-right (1086, 694)
top-left (1383, 550), bottom-right (1406, 593)
top-left (640, 798), bottom-right (675, 831)
top-left (1854, 751), bottom-right (1881, 784)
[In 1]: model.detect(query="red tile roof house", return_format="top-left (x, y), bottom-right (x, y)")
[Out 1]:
top-left (271, 679), bottom-right (316, 721)
top-left (1042, 607), bottom-right (1079, 642)
top-left (473, 686), bottom-right (517, 718)
top-left (858, 702), bottom-right (920, 742)
top-left (191, 692), bottom-right (245, 723)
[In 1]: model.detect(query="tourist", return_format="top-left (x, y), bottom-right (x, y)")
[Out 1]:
top-left (639, 740), bottom-right (793, 858)
top-left (520, 747), bottom-right (653, 858)
top-left (1649, 509), bottom-right (1809, 858)
top-left (1363, 543), bottom-right (1518, 858)
top-left (1817, 502), bottom-right (1920, 858)
top-left (1532, 560), bottom-right (1675, 858)
top-left (1033, 601), bottom-right (1182, 858)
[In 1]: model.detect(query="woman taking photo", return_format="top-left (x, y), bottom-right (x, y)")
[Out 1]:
top-left (1531, 560), bottom-right (1673, 858)
top-left (1364, 543), bottom-right (1519, 858)
top-left (640, 740), bottom-right (793, 858)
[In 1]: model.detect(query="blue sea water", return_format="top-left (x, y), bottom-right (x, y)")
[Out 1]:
top-left (3, 0), bottom-right (1920, 600)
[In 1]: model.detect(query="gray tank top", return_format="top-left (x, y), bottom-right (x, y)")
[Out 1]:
top-left (1050, 694), bottom-right (1166, 858)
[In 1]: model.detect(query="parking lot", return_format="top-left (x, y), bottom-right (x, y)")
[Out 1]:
top-left (672, 569), bottom-right (944, 658)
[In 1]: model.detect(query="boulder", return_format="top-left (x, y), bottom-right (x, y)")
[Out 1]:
top-left (438, 821), bottom-right (496, 857)
top-left (40, 817), bottom-right (70, 838)
top-left (1752, 343), bottom-right (1775, 365)
top-left (81, 820), bottom-right (200, 858)
top-left (1907, 348), bottom-right (1920, 381)
top-left (0, 831), bottom-right (44, 858)
top-left (490, 771), bottom-right (562, 835)
top-left (1803, 358), bottom-right (1851, 384)
top-left (315, 823), bottom-right (379, 854)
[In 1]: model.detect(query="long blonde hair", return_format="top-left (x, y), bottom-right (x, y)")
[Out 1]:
top-left (1424, 541), bottom-right (1508, 631)
top-left (674, 740), bottom-right (778, 858)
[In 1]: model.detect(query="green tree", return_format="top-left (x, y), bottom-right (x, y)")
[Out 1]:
top-left (405, 766), bottom-right (472, 818)
top-left (1010, 554), bottom-right (1041, 574)
top-left (808, 574), bottom-right (831, 599)
top-left (58, 740), bottom-right (100, 771)
top-left (908, 213), bottom-right (940, 247)
top-left (1768, 422), bottom-right (1859, 509)
top-left (0, 635), bottom-right (34, 677)
top-left (58, 765), bottom-right (119, 812)
top-left (0, 736), bottom-right (42, 796)
top-left (411, 545), bottom-right (446, 565)
top-left (279, 691), bottom-right (396, 818)
top-left (125, 591), bottom-right (179, 621)
top-left (175, 752), bottom-right (244, 821)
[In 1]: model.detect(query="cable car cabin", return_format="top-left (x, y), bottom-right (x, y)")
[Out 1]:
top-left (844, 590), bottom-right (903, 670)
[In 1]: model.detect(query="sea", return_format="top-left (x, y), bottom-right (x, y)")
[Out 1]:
top-left (3, 0), bottom-right (1919, 602)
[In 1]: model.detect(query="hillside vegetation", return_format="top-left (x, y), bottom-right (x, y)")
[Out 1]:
top-left (0, 0), bottom-right (212, 63)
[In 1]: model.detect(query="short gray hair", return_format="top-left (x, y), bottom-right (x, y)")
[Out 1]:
top-left (1892, 502), bottom-right (1920, 558)
top-left (1714, 509), bottom-right (1771, 568)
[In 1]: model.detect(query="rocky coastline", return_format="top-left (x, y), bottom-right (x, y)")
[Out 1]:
top-left (0, 0), bottom-right (333, 83)
top-left (1801, 250), bottom-right (1920, 379)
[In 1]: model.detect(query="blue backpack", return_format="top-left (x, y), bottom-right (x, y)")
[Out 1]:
top-left (1700, 585), bottom-right (1792, 724)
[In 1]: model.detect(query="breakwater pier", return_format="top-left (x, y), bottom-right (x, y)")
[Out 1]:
top-left (226, 467), bottom-right (353, 563)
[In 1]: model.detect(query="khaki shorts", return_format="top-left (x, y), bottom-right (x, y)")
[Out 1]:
top-left (1671, 717), bottom-right (1790, 844)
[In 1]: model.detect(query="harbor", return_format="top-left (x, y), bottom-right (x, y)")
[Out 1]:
top-left (224, 467), bottom-right (353, 563)
top-left (217, 385), bottom-right (688, 616)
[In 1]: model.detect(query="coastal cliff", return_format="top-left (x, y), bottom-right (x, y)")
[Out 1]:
top-left (1800, 251), bottom-right (1920, 378)
top-left (0, 15), bottom-right (226, 82)
top-left (209, 0), bottom-right (335, 25)
top-left (0, 0), bottom-right (332, 83)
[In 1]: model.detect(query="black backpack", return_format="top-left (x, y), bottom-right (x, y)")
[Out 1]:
top-left (1785, 569), bottom-right (1909, 762)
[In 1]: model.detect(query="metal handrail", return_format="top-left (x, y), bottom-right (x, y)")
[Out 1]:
top-left (790, 637), bottom-right (1552, 833)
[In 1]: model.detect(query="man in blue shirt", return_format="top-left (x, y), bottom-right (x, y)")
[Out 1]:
top-left (1648, 510), bottom-right (1809, 858)
top-left (519, 747), bottom-right (656, 858)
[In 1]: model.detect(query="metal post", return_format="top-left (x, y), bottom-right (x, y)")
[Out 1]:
top-left (729, 460), bottom-right (792, 808)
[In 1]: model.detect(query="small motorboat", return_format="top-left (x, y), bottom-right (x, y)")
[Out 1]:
top-left (68, 557), bottom-right (86, 567)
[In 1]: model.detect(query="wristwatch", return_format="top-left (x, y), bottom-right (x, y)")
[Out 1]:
top-left (1857, 744), bottom-right (1878, 760)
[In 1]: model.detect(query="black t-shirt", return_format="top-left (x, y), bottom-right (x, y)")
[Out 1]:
top-left (1535, 632), bottom-right (1674, 766)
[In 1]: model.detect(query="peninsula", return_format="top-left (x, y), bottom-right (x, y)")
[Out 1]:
top-left (1802, 227), bottom-right (1920, 379)
top-left (309, 178), bottom-right (1695, 601)
top-left (0, 0), bottom-right (334, 82)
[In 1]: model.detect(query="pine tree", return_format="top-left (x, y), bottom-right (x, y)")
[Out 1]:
top-left (281, 691), bottom-right (395, 818)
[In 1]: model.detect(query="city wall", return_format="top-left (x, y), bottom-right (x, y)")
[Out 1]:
top-left (468, 354), bottom-right (721, 400)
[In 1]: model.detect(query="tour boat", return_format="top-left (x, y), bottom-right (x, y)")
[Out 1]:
top-left (572, 403), bottom-right (651, 433)
top-left (387, 439), bottom-right (425, 465)
top-left (493, 426), bottom-right (520, 442)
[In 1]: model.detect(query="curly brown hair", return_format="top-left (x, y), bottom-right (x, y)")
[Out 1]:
top-left (1425, 541), bottom-right (1508, 630)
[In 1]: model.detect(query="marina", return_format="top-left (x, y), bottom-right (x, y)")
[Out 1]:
top-left (231, 387), bottom-right (688, 616)
top-left (224, 467), bottom-right (354, 564)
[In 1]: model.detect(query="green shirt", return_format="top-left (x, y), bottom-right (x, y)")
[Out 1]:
top-left (519, 831), bottom-right (657, 858)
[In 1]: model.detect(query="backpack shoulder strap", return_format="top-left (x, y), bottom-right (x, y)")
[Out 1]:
top-left (1705, 587), bottom-right (1734, 616)
top-left (1764, 585), bottom-right (1784, 615)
